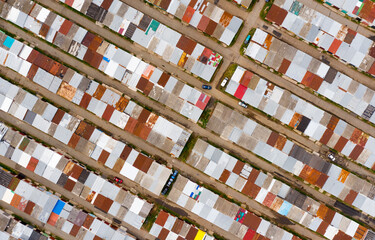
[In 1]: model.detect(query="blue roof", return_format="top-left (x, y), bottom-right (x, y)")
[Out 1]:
top-left (52, 200), bottom-right (65, 215)
top-left (278, 201), bottom-right (293, 216)
top-left (3, 36), bottom-right (15, 49)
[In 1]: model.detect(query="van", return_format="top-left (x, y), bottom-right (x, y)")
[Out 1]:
top-left (221, 77), bottom-right (228, 87)
top-left (244, 35), bottom-right (251, 45)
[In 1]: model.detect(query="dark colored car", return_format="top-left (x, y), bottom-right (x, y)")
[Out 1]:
top-left (114, 177), bottom-right (123, 184)
top-left (161, 170), bottom-right (179, 195)
top-left (202, 85), bottom-right (212, 90)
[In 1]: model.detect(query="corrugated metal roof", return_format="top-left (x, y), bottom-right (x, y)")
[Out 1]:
top-left (0, 125), bottom-right (152, 236)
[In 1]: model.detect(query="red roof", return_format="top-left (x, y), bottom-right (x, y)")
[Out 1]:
top-left (155, 210), bottom-right (169, 226)
top-left (240, 70), bottom-right (253, 87)
top-left (197, 15), bottom-right (210, 33)
top-left (368, 62), bottom-right (375, 75)
top-left (243, 228), bottom-right (256, 240)
top-left (64, 0), bottom-right (74, 6)
top-left (59, 20), bottom-right (73, 35)
top-left (196, 93), bottom-right (210, 110)
top-left (100, 0), bottom-right (113, 10)
top-left (333, 136), bottom-right (348, 152)
top-left (266, 5), bottom-right (287, 26)
top-left (234, 84), bottom-right (247, 99)
top-left (182, 6), bottom-right (195, 24)
top-left (102, 105), bottom-right (115, 121)
top-left (26, 157), bottom-right (38, 172)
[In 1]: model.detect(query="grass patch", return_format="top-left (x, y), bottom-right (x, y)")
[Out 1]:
top-left (213, 233), bottom-right (227, 240)
top-left (247, 0), bottom-right (258, 11)
top-left (21, 87), bottom-right (37, 97)
top-left (140, 150), bottom-right (151, 157)
top-left (222, 63), bottom-right (238, 81)
top-left (85, 164), bottom-right (99, 174)
top-left (60, 195), bottom-right (70, 203)
top-left (198, 108), bottom-right (212, 128)
top-left (260, 0), bottom-right (274, 20)
top-left (142, 205), bottom-right (160, 231)
top-left (178, 134), bottom-right (198, 161)
top-left (0, 163), bottom-right (18, 175)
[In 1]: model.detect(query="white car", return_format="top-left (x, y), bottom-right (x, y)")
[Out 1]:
top-left (328, 153), bottom-right (336, 161)
top-left (239, 101), bottom-right (248, 108)
top-left (221, 77), bottom-right (228, 87)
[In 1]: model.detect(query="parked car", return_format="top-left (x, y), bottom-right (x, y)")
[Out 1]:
top-left (327, 153), bottom-right (336, 161)
top-left (202, 85), bottom-right (212, 90)
top-left (221, 77), bottom-right (228, 87)
top-left (114, 177), bottom-right (123, 184)
top-left (239, 101), bottom-right (248, 108)
top-left (161, 170), bottom-right (178, 195)
top-left (244, 35), bottom-right (251, 45)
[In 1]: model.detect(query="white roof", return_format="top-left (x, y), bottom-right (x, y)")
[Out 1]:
top-left (316, 62), bottom-right (330, 78)
top-left (6, 7), bottom-right (20, 23)
top-left (2, 189), bottom-right (13, 204)
top-left (36, 8), bottom-right (50, 22)
top-left (153, 117), bottom-right (183, 142)
top-left (220, 28), bottom-right (236, 45)
top-left (127, 56), bottom-right (141, 72)
top-left (120, 162), bottom-right (139, 181)
top-left (105, 60), bottom-right (119, 77)
top-left (129, 197), bottom-right (145, 215)
top-left (246, 42), bottom-right (261, 59)
top-left (19, 61), bottom-right (31, 77)
top-left (231, 66), bottom-right (245, 82)
top-left (252, 29), bottom-right (268, 45)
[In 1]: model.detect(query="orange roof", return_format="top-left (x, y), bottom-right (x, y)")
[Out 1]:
top-left (328, 39), bottom-right (342, 54)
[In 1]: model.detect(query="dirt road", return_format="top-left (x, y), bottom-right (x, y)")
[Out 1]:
top-left (0, 0), bottom-right (374, 237)
top-left (0, 155), bottom-right (155, 240)
top-left (0, 64), bottom-right (326, 239)
top-left (32, 0), bottom-right (375, 184)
